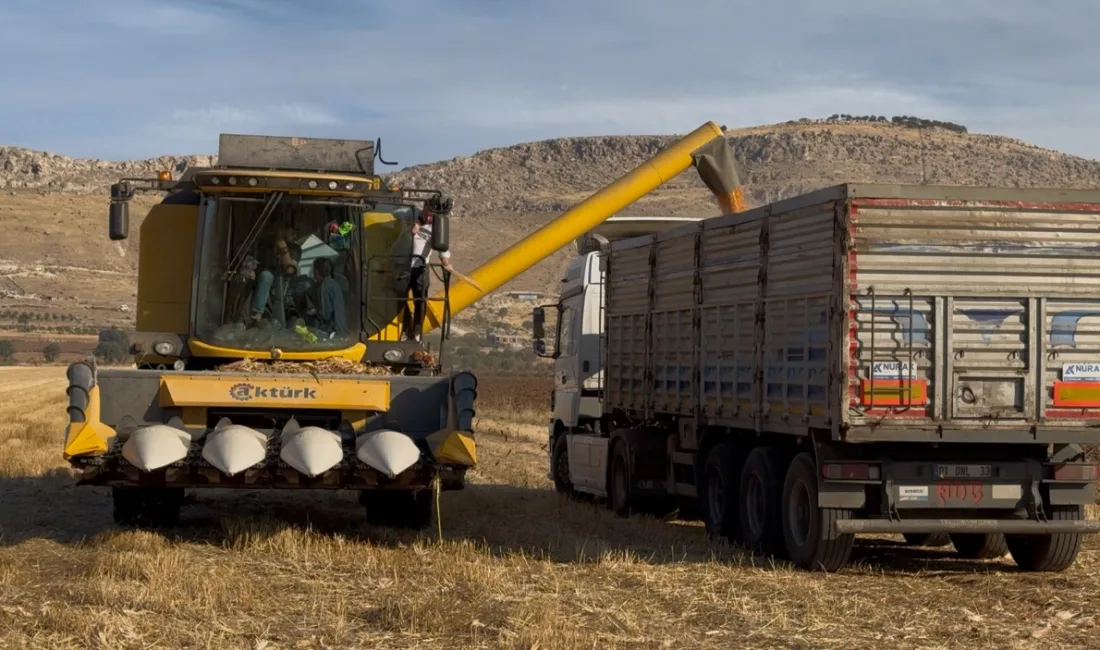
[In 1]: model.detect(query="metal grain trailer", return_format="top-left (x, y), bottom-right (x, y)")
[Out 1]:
top-left (534, 183), bottom-right (1100, 571)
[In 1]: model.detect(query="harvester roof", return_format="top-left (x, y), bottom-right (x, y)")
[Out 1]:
top-left (216, 133), bottom-right (377, 177)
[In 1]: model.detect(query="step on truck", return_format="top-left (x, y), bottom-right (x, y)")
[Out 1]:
top-left (533, 183), bottom-right (1100, 572)
top-left (62, 121), bottom-right (745, 529)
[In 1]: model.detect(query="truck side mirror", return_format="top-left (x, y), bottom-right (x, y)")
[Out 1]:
top-left (431, 212), bottom-right (449, 252)
top-left (109, 201), bottom-right (129, 241)
top-left (532, 307), bottom-right (546, 340)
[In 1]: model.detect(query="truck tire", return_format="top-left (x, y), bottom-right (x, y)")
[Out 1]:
top-left (739, 446), bottom-right (786, 557)
top-left (1006, 506), bottom-right (1085, 572)
top-left (112, 486), bottom-right (183, 527)
top-left (782, 452), bottom-right (854, 572)
top-left (701, 443), bottom-right (741, 543)
top-left (363, 489), bottom-right (433, 530)
top-left (551, 434), bottom-right (574, 495)
top-left (607, 440), bottom-right (633, 517)
top-left (950, 533), bottom-right (1008, 560)
top-left (903, 533), bottom-right (951, 547)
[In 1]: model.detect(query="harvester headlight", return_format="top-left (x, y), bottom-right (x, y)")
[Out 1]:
top-left (227, 176), bottom-right (238, 186)
top-left (382, 349), bottom-right (404, 362)
top-left (345, 182), bottom-right (355, 191)
top-left (328, 181), bottom-right (338, 190)
top-left (210, 177), bottom-right (220, 185)
top-left (153, 341), bottom-right (175, 356)
top-left (173, 359), bottom-right (186, 371)
top-left (307, 180), bottom-right (318, 189)
top-left (248, 177), bottom-right (258, 187)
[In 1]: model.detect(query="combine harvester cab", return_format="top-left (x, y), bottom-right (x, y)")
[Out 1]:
top-left (62, 122), bottom-right (744, 529)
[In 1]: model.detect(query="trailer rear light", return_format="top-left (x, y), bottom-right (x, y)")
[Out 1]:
top-left (859, 379), bottom-right (928, 406)
top-left (1052, 463), bottom-right (1099, 481)
top-left (1052, 381), bottom-right (1100, 408)
top-left (822, 463), bottom-right (879, 480)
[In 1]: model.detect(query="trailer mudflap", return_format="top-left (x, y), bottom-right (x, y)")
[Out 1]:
top-left (835, 518), bottom-right (1100, 535)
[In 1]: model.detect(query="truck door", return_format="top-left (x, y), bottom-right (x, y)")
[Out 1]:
top-left (553, 304), bottom-right (580, 425)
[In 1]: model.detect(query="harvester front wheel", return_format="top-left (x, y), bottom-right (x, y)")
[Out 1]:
top-left (112, 487), bottom-right (183, 528)
top-left (362, 489), bottom-right (433, 530)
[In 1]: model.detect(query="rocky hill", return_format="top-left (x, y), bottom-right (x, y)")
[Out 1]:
top-left (3, 117), bottom-right (1100, 329)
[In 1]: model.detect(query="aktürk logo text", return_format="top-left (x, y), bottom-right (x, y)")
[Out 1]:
top-left (229, 383), bottom-right (318, 401)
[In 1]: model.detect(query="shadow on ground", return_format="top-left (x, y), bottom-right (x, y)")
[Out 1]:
top-left (0, 470), bottom-right (1015, 575)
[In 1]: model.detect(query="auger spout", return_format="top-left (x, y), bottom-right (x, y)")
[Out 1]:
top-left (421, 120), bottom-right (737, 331)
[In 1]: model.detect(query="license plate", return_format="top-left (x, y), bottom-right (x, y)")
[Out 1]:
top-left (936, 464), bottom-right (991, 479)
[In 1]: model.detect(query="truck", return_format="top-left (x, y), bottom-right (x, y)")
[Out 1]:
top-left (533, 183), bottom-right (1100, 572)
top-left (61, 121), bottom-right (745, 529)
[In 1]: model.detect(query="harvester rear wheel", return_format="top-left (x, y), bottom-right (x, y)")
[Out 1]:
top-left (112, 486), bottom-right (183, 528)
top-left (362, 489), bottom-right (433, 530)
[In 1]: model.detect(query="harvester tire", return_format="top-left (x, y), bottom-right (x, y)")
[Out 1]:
top-left (1006, 505), bottom-right (1084, 572)
top-left (112, 486), bottom-right (183, 528)
top-left (903, 533), bottom-right (951, 547)
top-left (782, 453), bottom-right (854, 572)
top-left (950, 533), bottom-right (1008, 560)
top-left (363, 489), bottom-right (433, 530)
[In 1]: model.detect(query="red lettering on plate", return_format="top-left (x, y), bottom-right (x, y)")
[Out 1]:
top-left (936, 480), bottom-right (985, 505)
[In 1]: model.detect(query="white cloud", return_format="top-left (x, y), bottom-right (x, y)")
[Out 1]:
top-left (0, 0), bottom-right (1098, 165)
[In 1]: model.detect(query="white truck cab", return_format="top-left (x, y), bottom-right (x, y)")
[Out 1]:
top-left (532, 216), bottom-right (703, 494)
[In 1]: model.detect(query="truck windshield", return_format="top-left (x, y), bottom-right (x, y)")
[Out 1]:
top-left (194, 195), bottom-right (362, 352)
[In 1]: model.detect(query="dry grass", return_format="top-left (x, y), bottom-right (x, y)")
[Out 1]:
top-left (2, 367), bottom-right (1100, 649)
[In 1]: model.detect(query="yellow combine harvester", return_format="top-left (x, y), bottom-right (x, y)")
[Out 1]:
top-left (61, 121), bottom-right (744, 528)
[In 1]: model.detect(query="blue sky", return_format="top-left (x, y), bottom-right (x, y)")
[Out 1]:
top-left (2, 0), bottom-right (1098, 167)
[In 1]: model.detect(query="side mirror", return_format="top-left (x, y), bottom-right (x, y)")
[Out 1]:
top-left (109, 201), bottom-right (130, 241)
top-left (533, 339), bottom-right (546, 355)
top-left (532, 307), bottom-right (546, 340)
top-left (431, 212), bottom-right (449, 252)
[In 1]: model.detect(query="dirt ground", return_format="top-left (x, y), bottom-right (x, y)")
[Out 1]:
top-left (1, 367), bottom-right (1099, 649)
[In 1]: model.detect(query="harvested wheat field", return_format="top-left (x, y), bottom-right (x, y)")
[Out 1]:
top-left (1, 367), bottom-right (1100, 649)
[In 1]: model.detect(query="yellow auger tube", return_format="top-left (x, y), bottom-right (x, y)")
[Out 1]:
top-left (422, 120), bottom-right (726, 331)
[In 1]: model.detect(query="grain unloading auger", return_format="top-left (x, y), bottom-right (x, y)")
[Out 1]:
top-left (62, 122), bottom-right (743, 528)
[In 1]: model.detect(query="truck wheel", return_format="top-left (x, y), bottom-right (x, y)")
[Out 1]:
top-left (1006, 506), bottom-right (1084, 572)
top-left (363, 489), bottom-right (433, 530)
top-left (551, 434), bottom-right (574, 495)
top-left (782, 452), bottom-right (854, 572)
top-left (739, 447), bottom-right (786, 557)
top-left (607, 440), bottom-right (633, 517)
top-left (112, 486), bottom-right (183, 527)
top-left (701, 443), bottom-right (741, 543)
top-left (903, 533), bottom-right (951, 547)
top-left (950, 533), bottom-right (1008, 560)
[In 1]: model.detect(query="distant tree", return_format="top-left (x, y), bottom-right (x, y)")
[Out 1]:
top-left (93, 341), bottom-right (129, 365)
top-left (0, 340), bottom-right (13, 363)
top-left (497, 307), bottom-right (509, 317)
top-left (522, 320), bottom-right (533, 329)
top-left (43, 342), bottom-right (61, 362)
top-left (16, 312), bottom-right (30, 326)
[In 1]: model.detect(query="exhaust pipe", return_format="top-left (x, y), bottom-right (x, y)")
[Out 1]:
top-left (201, 418), bottom-right (269, 476)
top-left (279, 418), bottom-right (343, 477)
